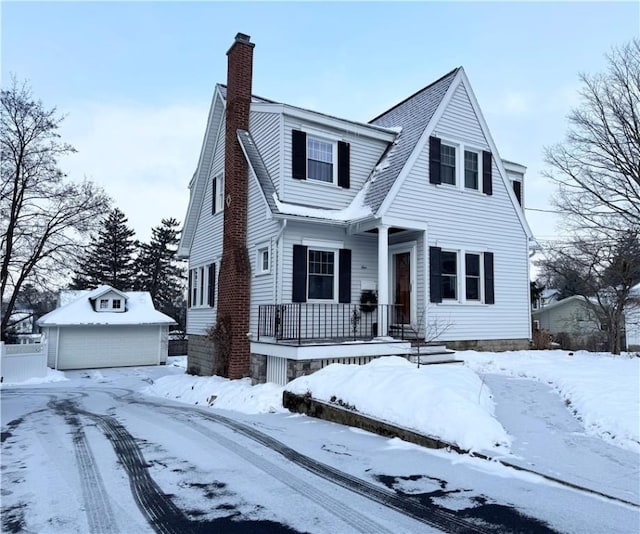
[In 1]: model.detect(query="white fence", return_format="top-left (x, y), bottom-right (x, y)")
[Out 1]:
top-left (0, 341), bottom-right (48, 384)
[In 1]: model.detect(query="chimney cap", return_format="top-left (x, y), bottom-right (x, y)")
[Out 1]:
top-left (227, 32), bottom-right (255, 55)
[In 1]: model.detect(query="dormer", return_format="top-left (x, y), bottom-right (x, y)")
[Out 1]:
top-left (89, 287), bottom-right (128, 313)
top-left (502, 159), bottom-right (526, 207)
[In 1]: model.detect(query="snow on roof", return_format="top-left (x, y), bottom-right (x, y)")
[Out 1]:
top-left (38, 286), bottom-right (176, 327)
top-left (272, 187), bottom-right (372, 222)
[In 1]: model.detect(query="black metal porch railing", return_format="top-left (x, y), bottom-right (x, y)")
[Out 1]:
top-left (257, 303), bottom-right (405, 344)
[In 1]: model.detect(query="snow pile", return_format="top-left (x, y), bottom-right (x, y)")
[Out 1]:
top-left (285, 356), bottom-right (511, 453)
top-left (1, 368), bottom-right (68, 386)
top-left (143, 374), bottom-right (287, 414)
top-left (463, 350), bottom-right (640, 452)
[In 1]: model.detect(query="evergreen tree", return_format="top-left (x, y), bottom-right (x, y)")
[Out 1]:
top-left (71, 208), bottom-right (137, 290)
top-left (135, 218), bottom-right (185, 317)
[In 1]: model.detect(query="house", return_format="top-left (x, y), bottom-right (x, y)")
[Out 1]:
top-left (625, 283), bottom-right (640, 350)
top-left (37, 286), bottom-right (176, 370)
top-left (531, 295), bottom-right (607, 350)
top-left (178, 33), bottom-right (534, 384)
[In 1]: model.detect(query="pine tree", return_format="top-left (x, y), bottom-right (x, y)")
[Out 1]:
top-left (135, 218), bottom-right (185, 316)
top-left (71, 208), bottom-right (137, 290)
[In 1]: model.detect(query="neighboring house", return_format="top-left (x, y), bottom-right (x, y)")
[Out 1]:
top-left (178, 33), bottom-right (534, 384)
top-left (6, 310), bottom-right (42, 344)
top-left (38, 286), bottom-right (176, 370)
top-left (531, 295), bottom-right (606, 350)
top-left (531, 288), bottom-right (559, 311)
top-left (625, 283), bottom-right (640, 350)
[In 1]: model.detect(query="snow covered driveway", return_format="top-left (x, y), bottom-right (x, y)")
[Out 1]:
top-left (2, 361), bottom-right (638, 533)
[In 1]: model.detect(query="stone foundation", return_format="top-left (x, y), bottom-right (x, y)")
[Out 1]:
top-left (287, 359), bottom-right (323, 383)
top-left (443, 338), bottom-right (531, 352)
top-left (250, 353), bottom-right (267, 384)
top-left (187, 334), bottom-right (216, 376)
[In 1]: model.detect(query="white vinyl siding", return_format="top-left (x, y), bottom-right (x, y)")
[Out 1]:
top-left (282, 115), bottom-right (388, 208)
top-left (386, 81), bottom-right (530, 341)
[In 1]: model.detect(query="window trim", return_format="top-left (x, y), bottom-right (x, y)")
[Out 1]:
top-left (307, 247), bottom-right (338, 302)
top-left (431, 136), bottom-right (490, 194)
top-left (441, 250), bottom-right (458, 300)
top-left (256, 242), bottom-right (271, 276)
top-left (306, 134), bottom-right (337, 185)
top-left (431, 247), bottom-right (493, 305)
top-left (212, 173), bottom-right (224, 215)
top-left (189, 264), bottom-right (216, 308)
top-left (440, 143), bottom-right (457, 186)
top-left (464, 252), bottom-right (483, 301)
top-left (464, 149), bottom-right (480, 191)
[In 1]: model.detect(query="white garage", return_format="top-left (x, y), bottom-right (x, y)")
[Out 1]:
top-left (38, 286), bottom-right (176, 370)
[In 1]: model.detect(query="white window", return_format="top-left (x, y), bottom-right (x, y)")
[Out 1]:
top-left (441, 250), bottom-right (458, 300)
top-left (308, 249), bottom-right (336, 300)
top-left (441, 144), bottom-right (456, 185)
top-left (307, 137), bottom-right (334, 183)
top-left (212, 173), bottom-right (224, 214)
top-left (99, 299), bottom-right (109, 309)
top-left (465, 253), bottom-right (481, 300)
top-left (112, 299), bottom-right (122, 310)
top-left (256, 246), bottom-right (270, 275)
top-left (464, 150), bottom-right (479, 190)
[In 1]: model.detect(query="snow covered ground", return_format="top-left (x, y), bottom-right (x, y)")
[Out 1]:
top-left (2, 349), bottom-right (639, 533)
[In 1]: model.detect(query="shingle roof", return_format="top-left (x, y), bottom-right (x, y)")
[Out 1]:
top-left (364, 68), bottom-right (459, 215)
top-left (237, 129), bottom-right (280, 214)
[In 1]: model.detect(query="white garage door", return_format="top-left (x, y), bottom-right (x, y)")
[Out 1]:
top-left (57, 326), bottom-right (160, 370)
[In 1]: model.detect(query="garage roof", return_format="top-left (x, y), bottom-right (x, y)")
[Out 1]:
top-left (38, 286), bottom-right (176, 327)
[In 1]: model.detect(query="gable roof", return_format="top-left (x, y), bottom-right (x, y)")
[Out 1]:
top-left (364, 68), bottom-right (459, 214)
top-left (38, 286), bottom-right (176, 327)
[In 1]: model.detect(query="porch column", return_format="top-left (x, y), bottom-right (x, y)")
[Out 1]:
top-left (377, 224), bottom-right (389, 336)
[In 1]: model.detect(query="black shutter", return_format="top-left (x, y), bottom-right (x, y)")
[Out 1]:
top-left (211, 177), bottom-right (217, 214)
top-left (188, 269), bottom-right (192, 307)
top-left (208, 264), bottom-right (216, 306)
top-left (292, 130), bottom-right (307, 180)
top-left (292, 245), bottom-right (307, 302)
top-left (513, 180), bottom-right (522, 205)
top-left (429, 247), bottom-right (442, 303)
top-left (338, 141), bottom-right (350, 189)
top-left (482, 151), bottom-right (493, 195)
top-left (338, 249), bottom-right (352, 303)
top-left (484, 252), bottom-right (495, 304)
top-left (429, 136), bottom-right (441, 185)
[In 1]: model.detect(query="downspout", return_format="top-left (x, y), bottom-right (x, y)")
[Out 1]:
top-left (273, 219), bottom-right (287, 303)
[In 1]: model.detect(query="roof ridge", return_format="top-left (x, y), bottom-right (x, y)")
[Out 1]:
top-left (368, 67), bottom-right (461, 124)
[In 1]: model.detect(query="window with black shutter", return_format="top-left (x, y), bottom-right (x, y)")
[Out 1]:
top-left (429, 246), bottom-right (442, 303)
top-left (338, 249), bottom-right (351, 303)
top-left (337, 141), bottom-right (350, 189)
top-left (292, 245), bottom-right (307, 302)
top-left (292, 130), bottom-right (307, 180)
top-left (484, 252), bottom-right (495, 304)
top-left (482, 151), bottom-right (493, 195)
top-left (429, 136), bottom-right (441, 185)
top-left (208, 263), bottom-right (216, 306)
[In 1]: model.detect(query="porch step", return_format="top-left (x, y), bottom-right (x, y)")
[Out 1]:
top-left (407, 345), bottom-right (459, 365)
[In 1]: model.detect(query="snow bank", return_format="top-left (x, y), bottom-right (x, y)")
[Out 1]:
top-left (463, 350), bottom-right (640, 452)
top-left (1, 368), bottom-right (68, 386)
top-left (143, 374), bottom-right (286, 414)
top-left (286, 356), bottom-right (511, 453)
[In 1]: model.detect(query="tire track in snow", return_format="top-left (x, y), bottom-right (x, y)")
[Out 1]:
top-left (50, 400), bottom-right (119, 534)
top-left (139, 399), bottom-right (501, 534)
top-left (170, 413), bottom-right (395, 534)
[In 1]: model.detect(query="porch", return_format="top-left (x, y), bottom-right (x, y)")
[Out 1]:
top-left (251, 303), bottom-right (452, 385)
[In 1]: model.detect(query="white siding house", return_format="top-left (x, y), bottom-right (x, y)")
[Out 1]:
top-left (38, 286), bottom-right (176, 370)
top-left (178, 34), bottom-right (535, 383)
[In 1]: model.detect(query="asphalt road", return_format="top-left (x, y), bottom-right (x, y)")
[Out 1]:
top-left (0, 384), bottom-right (624, 533)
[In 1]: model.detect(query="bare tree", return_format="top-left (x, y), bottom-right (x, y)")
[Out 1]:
top-left (1, 79), bottom-right (109, 341)
top-left (544, 39), bottom-right (640, 234)
top-left (537, 229), bottom-right (640, 354)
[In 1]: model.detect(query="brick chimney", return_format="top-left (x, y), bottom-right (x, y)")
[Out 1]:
top-left (216, 33), bottom-right (254, 379)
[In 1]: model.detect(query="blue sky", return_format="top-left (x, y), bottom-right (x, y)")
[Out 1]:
top-left (2, 1), bottom-right (639, 246)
